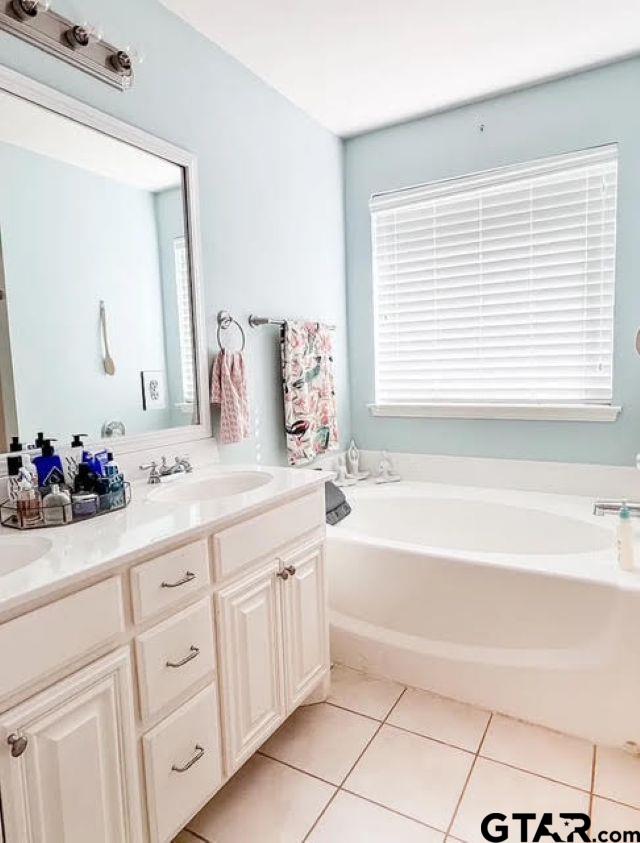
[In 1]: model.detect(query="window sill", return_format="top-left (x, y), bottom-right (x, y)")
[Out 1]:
top-left (368, 403), bottom-right (621, 422)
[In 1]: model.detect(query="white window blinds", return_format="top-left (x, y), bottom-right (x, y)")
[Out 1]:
top-left (173, 236), bottom-right (196, 405)
top-left (371, 145), bottom-right (618, 411)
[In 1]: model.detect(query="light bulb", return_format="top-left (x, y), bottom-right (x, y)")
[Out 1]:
top-left (125, 45), bottom-right (146, 66)
top-left (82, 20), bottom-right (103, 44)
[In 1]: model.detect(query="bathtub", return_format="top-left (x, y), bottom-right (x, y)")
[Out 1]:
top-left (327, 481), bottom-right (640, 747)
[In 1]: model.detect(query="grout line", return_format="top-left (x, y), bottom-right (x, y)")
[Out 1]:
top-left (340, 786), bottom-right (447, 835)
top-left (589, 745), bottom-right (597, 818)
top-left (302, 687), bottom-right (408, 841)
top-left (257, 750), bottom-right (337, 787)
top-left (445, 712), bottom-right (494, 839)
top-left (323, 699), bottom-right (385, 723)
top-left (325, 697), bottom-right (595, 797)
top-left (181, 829), bottom-right (210, 843)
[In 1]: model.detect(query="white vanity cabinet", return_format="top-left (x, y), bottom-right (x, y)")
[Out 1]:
top-left (216, 543), bottom-right (327, 774)
top-left (0, 486), bottom-right (328, 843)
top-left (0, 648), bottom-right (142, 843)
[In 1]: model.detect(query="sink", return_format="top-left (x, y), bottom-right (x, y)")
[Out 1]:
top-left (148, 471), bottom-right (273, 504)
top-left (0, 535), bottom-right (52, 575)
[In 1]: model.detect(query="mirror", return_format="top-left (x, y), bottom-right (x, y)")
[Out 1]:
top-left (0, 84), bottom-right (204, 452)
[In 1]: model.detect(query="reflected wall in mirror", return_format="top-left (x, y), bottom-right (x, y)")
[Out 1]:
top-left (0, 86), bottom-right (201, 451)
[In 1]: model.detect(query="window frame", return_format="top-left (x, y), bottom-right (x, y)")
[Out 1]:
top-left (369, 146), bottom-right (620, 422)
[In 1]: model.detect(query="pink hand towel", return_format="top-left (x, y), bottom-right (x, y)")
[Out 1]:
top-left (210, 350), bottom-right (250, 444)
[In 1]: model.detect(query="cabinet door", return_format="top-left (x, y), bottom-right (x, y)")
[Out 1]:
top-left (215, 562), bottom-right (285, 774)
top-left (0, 648), bottom-right (142, 843)
top-left (283, 542), bottom-right (329, 711)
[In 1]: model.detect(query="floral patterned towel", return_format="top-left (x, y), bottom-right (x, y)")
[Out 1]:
top-left (280, 321), bottom-right (339, 466)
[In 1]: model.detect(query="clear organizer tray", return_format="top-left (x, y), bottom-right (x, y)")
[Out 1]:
top-left (0, 482), bottom-right (131, 530)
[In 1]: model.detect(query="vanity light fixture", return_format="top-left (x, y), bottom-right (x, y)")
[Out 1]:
top-left (0, 2), bottom-right (137, 90)
top-left (10, 0), bottom-right (50, 21)
top-left (64, 21), bottom-right (102, 50)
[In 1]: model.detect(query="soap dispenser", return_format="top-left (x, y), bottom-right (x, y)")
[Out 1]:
top-left (33, 439), bottom-right (65, 488)
top-left (42, 484), bottom-right (72, 525)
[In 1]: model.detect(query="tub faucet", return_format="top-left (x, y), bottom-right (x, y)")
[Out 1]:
top-left (593, 501), bottom-right (640, 517)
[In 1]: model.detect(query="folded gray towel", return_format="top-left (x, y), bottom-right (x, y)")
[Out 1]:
top-left (325, 480), bottom-right (351, 526)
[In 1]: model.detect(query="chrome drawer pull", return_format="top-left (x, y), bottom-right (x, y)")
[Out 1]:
top-left (166, 645), bottom-right (200, 669)
top-left (161, 571), bottom-right (195, 589)
top-left (171, 744), bottom-right (205, 773)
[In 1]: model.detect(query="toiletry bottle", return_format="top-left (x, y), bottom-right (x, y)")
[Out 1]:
top-left (4, 437), bottom-right (23, 501)
top-left (16, 473), bottom-right (42, 528)
top-left (74, 461), bottom-right (97, 493)
top-left (34, 431), bottom-right (45, 450)
top-left (42, 484), bottom-right (72, 525)
top-left (617, 503), bottom-right (635, 571)
top-left (70, 433), bottom-right (87, 458)
top-left (33, 439), bottom-right (65, 488)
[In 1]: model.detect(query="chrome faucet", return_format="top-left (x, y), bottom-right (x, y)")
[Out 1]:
top-left (139, 455), bottom-right (193, 484)
top-left (593, 501), bottom-right (640, 517)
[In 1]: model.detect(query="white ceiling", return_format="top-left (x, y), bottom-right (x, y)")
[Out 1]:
top-left (0, 90), bottom-right (181, 192)
top-left (160, 0), bottom-right (640, 137)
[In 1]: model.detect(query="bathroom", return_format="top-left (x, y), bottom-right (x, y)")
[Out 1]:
top-left (0, 0), bottom-right (639, 840)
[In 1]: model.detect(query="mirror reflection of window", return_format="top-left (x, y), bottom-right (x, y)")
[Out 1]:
top-left (173, 237), bottom-right (196, 410)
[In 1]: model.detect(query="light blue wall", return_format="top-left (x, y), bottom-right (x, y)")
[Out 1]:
top-left (344, 58), bottom-right (640, 466)
top-left (0, 143), bottom-right (172, 441)
top-left (0, 0), bottom-right (349, 465)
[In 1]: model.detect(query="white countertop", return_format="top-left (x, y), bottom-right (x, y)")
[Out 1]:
top-left (0, 464), bottom-right (330, 621)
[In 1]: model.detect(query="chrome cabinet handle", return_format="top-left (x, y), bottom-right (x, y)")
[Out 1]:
top-left (285, 565), bottom-right (296, 576)
top-left (171, 744), bottom-right (205, 773)
top-left (7, 733), bottom-right (28, 758)
top-left (276, 569), bottom-right (289, 580)
top-left (166, 645), bottom-right (200, 669)
top-left (161, 571), bottom-right (196, 589)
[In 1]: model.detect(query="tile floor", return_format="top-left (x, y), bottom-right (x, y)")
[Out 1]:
top-left (176, 664), bottom-right (640, 842)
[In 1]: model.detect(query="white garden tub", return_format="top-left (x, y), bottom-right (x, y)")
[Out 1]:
top-left (327, 481), bottom-right (640, 747)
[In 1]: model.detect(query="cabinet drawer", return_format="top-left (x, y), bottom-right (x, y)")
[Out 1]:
top-left (130, 539), bottom-right (210, 623)
top-left (213, 490), bottom-right (324, 582)
top-left (136, 598), bottom-right (216, 720)
top-left (143, 684), bottom-right (222, 843)
top-left (0, 578), bottom-right (124, 700)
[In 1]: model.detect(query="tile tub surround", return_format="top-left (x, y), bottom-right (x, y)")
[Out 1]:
top-left (0, 462), bottom-right (331, 621)
top-left (179, 666), bottom-right (640, 842)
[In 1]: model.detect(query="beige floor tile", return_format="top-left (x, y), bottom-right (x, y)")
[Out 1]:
top-left (452, 758), bottom-right (590, 843)
top-left (261, 702), bottom-right (379, 784)
top-left (387, 687), bottom-right (490, 752)
top-left (595, 746), bottom-right (640, 808)
top-left (188, 754), bottom-right (335, 843)
top-left (308, 790), bottom-right (444, 842)
top-left (481, 714), bottom-right (593, 789)
top-left (344, 724), bottom-right (473, 830)
top-left (592, 796), bottom-right (640, 834)
top-left (328, 664), bottom-right (405, 720)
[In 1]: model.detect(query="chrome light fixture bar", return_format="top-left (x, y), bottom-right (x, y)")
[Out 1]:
top-left (0, 0), bottom-right (136, 90)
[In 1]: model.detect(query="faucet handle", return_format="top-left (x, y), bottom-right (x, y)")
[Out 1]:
top-left (139, 460), bottom-right (157, 471)
top-left (177, 455), bottom-right (193, 473)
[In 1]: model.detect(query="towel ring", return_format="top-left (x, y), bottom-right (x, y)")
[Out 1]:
top-left (217, 310), bottom-right (246, 352)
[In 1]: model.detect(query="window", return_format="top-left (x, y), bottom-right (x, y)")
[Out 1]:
top-left (173, 236), bottom-right (196, 406)
top-left (370, 145), bottom-right (619, 421)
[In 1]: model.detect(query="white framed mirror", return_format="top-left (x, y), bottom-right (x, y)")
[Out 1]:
top-left (0, 66), bottom-right (210, 456)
